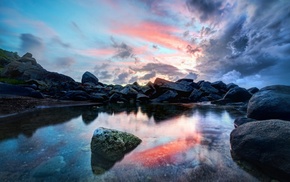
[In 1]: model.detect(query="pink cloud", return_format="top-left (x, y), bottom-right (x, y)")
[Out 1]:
top-left (112, 21), bottom-right (190, 50)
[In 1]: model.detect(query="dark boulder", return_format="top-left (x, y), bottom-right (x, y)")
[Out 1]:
top-left (141, 81), bottom-right (155, 96)
top-left (189, 89), bottom-right (203, 102)
top-left (120, 86), bottom-right (138, 98)
top-left (18, 52), bottom-right (37, 65)
top-left (223, 87), bottom-right (252, 102)
top-left (199, 82), bottom-right (219, 94)
top-left (90, 93), bottom-right (108, 103)
top-left (247, 85), bottom-right (290, 120)
top-left (151, 90), bottom-right (178, 103)
top-left (207, 93), bottom-right (222, 101)
top-left (81, 71), bottom-right (99, 85)
top-left (0, 82), bottom-right (43, 98)
top-left (91, 127), bottom-right (141, 161)
top-left (154, 78), bottom-right (193, 93)
top-left (109, 92), bottom-right (127, 103)
top-left (247, 87), bottom-right (259, 95)
top-left (136, 93), bottom-right (149, 103)
top-left (61, 90), bottom-right (91, 101)
top-left (226, 83), bottom-right (238, 91)
top-left (211, 81), bottom-right (227, 92)
top-left (230, 120), bottom-right (290, 178)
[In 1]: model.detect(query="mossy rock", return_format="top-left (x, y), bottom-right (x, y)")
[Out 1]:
top-left (91, 127), bottom-right (142, 161)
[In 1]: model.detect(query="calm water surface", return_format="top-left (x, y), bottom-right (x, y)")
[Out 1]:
top-left (0, 103), bottom-right (269, 181)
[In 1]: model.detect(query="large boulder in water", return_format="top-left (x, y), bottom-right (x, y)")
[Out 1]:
top-left (230, 120), bottom-right (290, 178)
top-left (151, 90), bottom-right (178, 103)
top-left (247, 85), bottom-right (290, 120)
top-left (91, 127), bottom-right (141, 161)
top-left (223, 87), bottom-right (252, 102)
top-left (81, 71), bottom-right (99, 85)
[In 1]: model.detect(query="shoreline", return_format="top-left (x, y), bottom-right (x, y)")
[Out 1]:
top-left (0, 95), bottom-right (101, 119)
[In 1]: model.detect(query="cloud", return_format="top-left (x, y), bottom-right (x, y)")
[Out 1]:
top-left (131, 63), bottom-right (184, 77)
top-left (56, 57), bottom-right (75, 67)
top-left (51, 36), bottom-right (70, 48)
top-left (113, 72), bottom-right (130, 84)
top-left (20, 33), bottom-right (44, 57)
top-left (129, 76), bottom-right (138, 83)
top-left (184, 72), bottom-right (198, 80)
top-left (98, 70), bottom-right (113, 80)
top-left (71, 21), bottom-right (85, 38)
top-left (140, 71), bottom-right (156, 80)
top-left (193, 0), bottom-right (290, 87)
top-left (111, 37), bottom-right (134, 59)
top-left (186, 0), bottom-right (229, 22)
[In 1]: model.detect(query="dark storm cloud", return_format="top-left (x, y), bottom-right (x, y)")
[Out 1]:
top-left (98, 70), bottom-right (113, 80)
top-left (140, 71), bottom-right (156, 80)
top-left (186, 0), bottom-right (228, 22)
top-left (56, 57), bottom-right (75, 67)
top-left (131, 63), bottom-right (184, 77)
top-left (194, 0), bottom-right (290, 86)
top-left (20, 33), bottom-right (44, 54)
top-left (113, 72), bottom-right (130, 84)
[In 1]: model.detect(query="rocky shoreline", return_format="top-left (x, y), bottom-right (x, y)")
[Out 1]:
top-left (1, 49), bottom-right (290, 180)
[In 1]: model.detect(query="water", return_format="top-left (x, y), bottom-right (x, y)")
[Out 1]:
top-left (0, 103), bottom-right (269, 181)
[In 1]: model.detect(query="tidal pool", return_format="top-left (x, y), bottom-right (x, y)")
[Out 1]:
top-left (0, 103), bottom-right (270, 181)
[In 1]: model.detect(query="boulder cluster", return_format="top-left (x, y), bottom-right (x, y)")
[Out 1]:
top-left (0, 51), bottom-right (258, 105)
top-left (230, 85), bottom-right (290, 180)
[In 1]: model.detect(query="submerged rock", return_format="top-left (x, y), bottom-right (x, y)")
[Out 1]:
top-left (247, 85), bottom-right (290, 120)
top-left (230, 120), bottom-right (290, 178)
top-left (91, 127), bottom-right (141, 161)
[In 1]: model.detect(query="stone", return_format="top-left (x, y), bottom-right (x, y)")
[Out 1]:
top-left (81, 71), bottom-right (99, 85)
top-left (230, 120), bottom-right (290, 177)
top-left (199, 82), bottom-right (219, 94)
top-left (223, 87), bottom-right (252, 102)
top-left (247, 85), bottom-right (290, 120)
top-left (0, 82), bottom-right (44, 98)
top-left (154, 77), bottom-right (193, 93)
top-left (247, 87), bottom-right (259, 95)
top-left (61, 90), bottom-right (91, 101)
top-left (226, 83), bottom-right (238, 91)
top-left (151, 90), bottom-right (178, 103)
top-left (18, 52), bottom-right (37, 65)
top-left (233, 117), bottom-right (256, 128)
top-left (136, 93), bottom-right (149, 103)
top-left (211, 81), bottom-right (227, 92)
top-left (109, 92), bottom-right (127, 103)
top-left (91, 127), bottom-right (141, 161)
top-left (189, 89), bottom-right (203, 102)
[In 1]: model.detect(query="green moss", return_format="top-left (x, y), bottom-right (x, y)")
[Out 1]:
top-left (0, 77), bottom-right (25, 85)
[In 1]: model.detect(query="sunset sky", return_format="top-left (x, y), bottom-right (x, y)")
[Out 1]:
top-left (0, 0), bottom-right (289, 88)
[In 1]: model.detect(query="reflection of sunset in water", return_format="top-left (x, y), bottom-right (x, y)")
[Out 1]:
top-left (125, 136), bottom-right (201, 167)
top-left (0, 104), bottom-right (263, 181)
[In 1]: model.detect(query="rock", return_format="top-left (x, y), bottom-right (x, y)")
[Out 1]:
top-left (189, 89), bottom-right (203, 102)
top-left (18, 52), bottom-right (37, 65)
top-left (90, 93), bottom-right (108, 102)
top-left (247, 85), bottom-right (290, 120)
top-left (120, 86), bottom-right (138, 98)
top-left (230, 120), bottom-right (290, 178)
top-left (211, 81), bottom-right (227, 91)
top-left (247, 87), bottom-right (259, 95)
top-left (234, 117), bottom-right (256, 128)
top-left (223, 87), bottom-right (252, 102)
top-left (207, 93), bottom-right (222, 101)
top-left (151, 90), bottom-right (178, 103)
top-left (33, 156), bottom-right (66, 177)
top-left (226, 83), bottom-right (238, 91)
top-left (0, 82), bottom-right (44, 98)
top-left (61, 90), bottom-right (91, 101)
top-left (136, 93), bottom-right (149, 103)
top-left (91, 127), bottom-right (141, 161)
top-left (141, 81), bottom-right (155, 95)
top-left (154, 78), bottom-right (193, 93)
top-left (81, 71), bottom-right (99, 85)
top-left (199, 82), bottom-right (219, 94)
top-left (109, 92), bottom-right (127, 103)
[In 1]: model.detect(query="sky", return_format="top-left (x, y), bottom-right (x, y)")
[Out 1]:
top-left (0, 0), bottom-right (289, 88)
